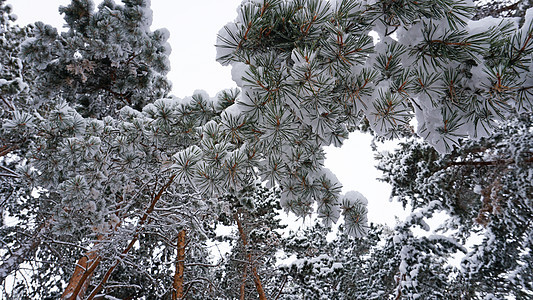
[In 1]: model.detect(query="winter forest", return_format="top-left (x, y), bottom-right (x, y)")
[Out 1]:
top-left (0, 0), bottom-right (532, 298)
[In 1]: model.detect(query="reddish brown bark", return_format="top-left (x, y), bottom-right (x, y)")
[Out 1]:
top-left (60, 237), bottom-right (103, 300)
top-left (60, 196), bottom-right (128, 300)
top-left (0, 144), bottom-right (17, 158)
top-left (233, 212), bottom-right (267, 300)
top-left (172, 229), bottom-right (186, 300)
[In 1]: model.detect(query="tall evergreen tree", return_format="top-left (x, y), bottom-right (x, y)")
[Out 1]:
top-left (1, 1), bottom-right (228, 298)
top-left (0, 0), bottom-right (43, 290)
top-left (20, 0), bottom-right (172, 118)
top-left (0, 0), bottom-right (532, 298)
top-left (371, 2), bottom-right (533, 298)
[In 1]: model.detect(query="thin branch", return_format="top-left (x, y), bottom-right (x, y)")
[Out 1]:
top-left (86, 174), bottom-right (176, 300)
top-left (0, 165), bottom-right (18, 176)
top-left (0, 145), bottom-right (18, 158)
top-left (42, 239), bottom-right (91, 252)
top-left (273, 275), bottom-right (288, 300)
top-left (182, 277), bottom-right (218, 298)
top-left (185, 262), bottom-right (221, 268)
top-left (234, 211), bottom-right (267, 300)
top-left (446, 156), bottom-right (532, 167)
top-left (0, 173), bottom-right (19, 178)
top-left (0, 221), bottom-right (48, 284)
top-left (0, 95), bottom-right (14, 111)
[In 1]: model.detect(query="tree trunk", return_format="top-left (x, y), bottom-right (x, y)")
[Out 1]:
top-left (233, 212), bottom-right (267, 300)
top-left (172, 229), bottom-right (186, 300)
top-left (61, 233), bottom-right (106, 300)
top-left (60, 247), bottom-right (101, 300)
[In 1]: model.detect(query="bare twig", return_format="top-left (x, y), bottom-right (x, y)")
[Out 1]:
top-left (273, 275), bottom-right (288, 300)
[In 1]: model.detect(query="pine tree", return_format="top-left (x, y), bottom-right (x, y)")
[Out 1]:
top-left (0, 0), bottom-right (44, 289)
top-left (473, 0), bottom-right (533, 21)
top-left (1, 1), bottom-right (228, 298)
top-left (172, 0), bottom-right (533, 235)
top-left (1, 0), bottom-right (532, 298)
top-left (277, 222), bottom-right (387, 299)
top-left (370, 3), bottom-right (533, 298)
top-left (20, 0), bottom-right (172, 118)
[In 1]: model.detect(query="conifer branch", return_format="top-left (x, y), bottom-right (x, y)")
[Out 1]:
top-left (0, 145), bottom-right (17, 158)
top-left (273, 275), bottom-right (287, 300)
top-left (0, 221), bottom-right (47, 284)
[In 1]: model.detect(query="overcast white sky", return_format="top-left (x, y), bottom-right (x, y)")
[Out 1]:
top-left (7, 0), bottom-right (407, 227)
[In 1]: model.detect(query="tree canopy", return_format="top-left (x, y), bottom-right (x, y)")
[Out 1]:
top-left (0, 0), bottom-right (531, 299)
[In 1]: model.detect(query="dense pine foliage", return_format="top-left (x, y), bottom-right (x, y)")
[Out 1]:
top-left (0, 0), bottom-right (531, 299)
